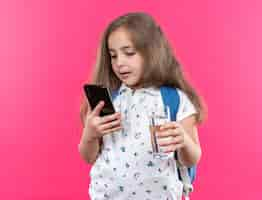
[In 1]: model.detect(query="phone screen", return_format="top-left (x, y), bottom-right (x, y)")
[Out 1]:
top-left (83, 84), bottom-right (116, 116)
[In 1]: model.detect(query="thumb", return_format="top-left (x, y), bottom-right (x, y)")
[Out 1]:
top-left (91, 101), bottom-right (105, 116)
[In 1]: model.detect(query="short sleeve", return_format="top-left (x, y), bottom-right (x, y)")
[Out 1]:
top-left (176, 89), bottom-right (197, 121)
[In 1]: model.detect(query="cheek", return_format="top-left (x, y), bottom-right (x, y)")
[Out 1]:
top-left (111, 64), bottom-right (118, 73)
top-left (133, 68), bottom-right (144, 82)
top-left (136, 64), bottom-right (144, 77)
top-left (111, 66), bottom-right (119, 78)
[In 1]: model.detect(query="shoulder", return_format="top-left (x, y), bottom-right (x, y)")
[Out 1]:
top-left (161, 87), bottom-right (190, 103)
top-left (176, 88), bottom-right (189, 102)
top-left (175, 88), bottom-right (190, 103)
top-left (176, 88), bottom-right (197, 121)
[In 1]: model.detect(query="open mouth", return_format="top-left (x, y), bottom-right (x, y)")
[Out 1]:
top-left (120, 72), bottom-right (131, 78)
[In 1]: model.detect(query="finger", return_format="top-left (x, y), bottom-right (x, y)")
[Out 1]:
top-left (158, 135), bottom-right (183, 146)
top-left (156, 129), bottom-right (180, 138)
top-left (101, 126), bottom-right (123, 135)
top-left (99, 118), bottom-right (121, 131)
top-left (160, 121), bottom-right (180, 130)
top-left (99, 112), bottom-right (121, 125)
top-left (163, 143), bottom-right (184, 153)
top-left (91, 101), bottom-right (105, 116)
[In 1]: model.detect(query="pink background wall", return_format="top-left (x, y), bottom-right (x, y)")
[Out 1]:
top-left (1, 0), bottom-right (261, 199)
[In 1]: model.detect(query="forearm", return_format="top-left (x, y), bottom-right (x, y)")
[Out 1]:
top-left (177, 133), bottom-right (202, 167)
top-left (78, 128), bottom-right (101, 164)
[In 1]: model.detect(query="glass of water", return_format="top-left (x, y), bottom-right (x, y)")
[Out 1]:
top-left (148, 105), bottom-right (171, 159)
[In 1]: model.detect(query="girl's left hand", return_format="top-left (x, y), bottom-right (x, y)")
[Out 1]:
top-left (156, 121), bottom-right (187, 153)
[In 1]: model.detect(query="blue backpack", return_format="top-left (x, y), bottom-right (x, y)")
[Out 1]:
top-left (111, 86), bottom-right (196, 198)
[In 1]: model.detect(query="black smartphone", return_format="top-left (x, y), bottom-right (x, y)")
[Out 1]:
top-left (83, 84), bottom-right (116, 116)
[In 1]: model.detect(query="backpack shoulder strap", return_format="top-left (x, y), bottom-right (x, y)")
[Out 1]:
top-left (160, 86), bottom-right (195, 199)
top-left (160, 86), bottom-right (179, 121)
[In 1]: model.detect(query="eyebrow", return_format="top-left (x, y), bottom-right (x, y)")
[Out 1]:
top-left (108, 45), bottom-right (134, 52)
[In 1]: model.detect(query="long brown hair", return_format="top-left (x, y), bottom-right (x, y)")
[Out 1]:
top-left (80, 12), bottom-right (206, 125)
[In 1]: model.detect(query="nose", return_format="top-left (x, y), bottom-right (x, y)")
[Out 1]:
top-left (115, 54), bottom-right (125, 68)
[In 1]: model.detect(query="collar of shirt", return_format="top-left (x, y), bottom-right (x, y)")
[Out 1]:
top-left (118, 83), bottom-right (159, 97)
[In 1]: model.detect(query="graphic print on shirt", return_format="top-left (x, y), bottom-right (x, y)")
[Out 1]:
top-left (89, 86), bottom-right (193, 200)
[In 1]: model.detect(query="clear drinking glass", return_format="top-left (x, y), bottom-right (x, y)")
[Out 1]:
top-left (149, 105), bottom-right (171, 159)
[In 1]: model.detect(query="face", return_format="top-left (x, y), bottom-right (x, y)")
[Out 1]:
top-left (108, 28), bottom-right (144, 89)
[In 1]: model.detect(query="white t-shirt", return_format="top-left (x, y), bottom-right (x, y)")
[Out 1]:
top-left (88, 84), bottom-right (197, 200)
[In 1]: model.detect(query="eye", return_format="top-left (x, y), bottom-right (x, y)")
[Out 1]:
top-left (110, 55), bottom-right (117, 59)
top-left (126, 52), bottom-right (136, 56)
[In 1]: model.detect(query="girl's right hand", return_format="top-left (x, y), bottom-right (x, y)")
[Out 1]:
top-left (82, 99), bottom-right (122, 143)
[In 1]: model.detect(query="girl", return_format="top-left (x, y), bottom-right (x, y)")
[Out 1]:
top-left (79, 12), bottom-right (206, 200)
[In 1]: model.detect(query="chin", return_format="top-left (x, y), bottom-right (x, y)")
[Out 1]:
top-left (122, 78), bottom-right (140, 89)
